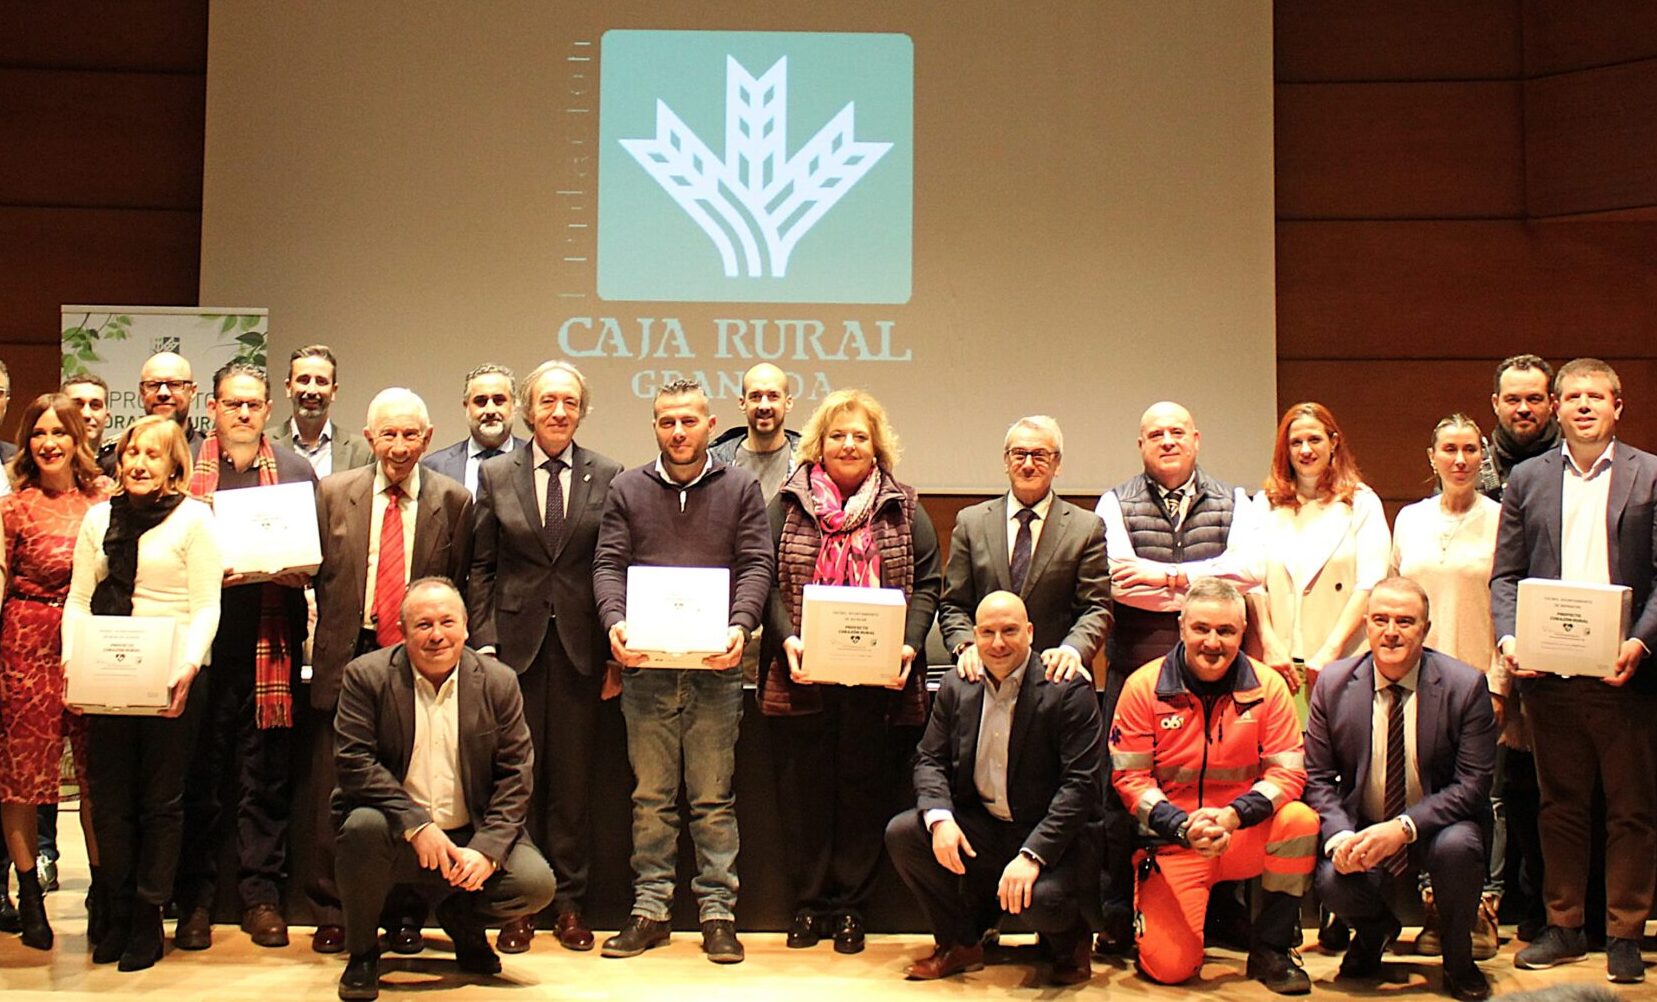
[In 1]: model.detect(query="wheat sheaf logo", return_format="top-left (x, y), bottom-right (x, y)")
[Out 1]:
top-left (620, 56), bottom-right (893, 280)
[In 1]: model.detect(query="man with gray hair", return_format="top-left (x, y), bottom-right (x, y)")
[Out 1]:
top-left (304, 386), bottom-right (474, 954)
top-left (423, 363), bottom-right (527, 496)
top-left (468, 359), bottom-right (622, 953)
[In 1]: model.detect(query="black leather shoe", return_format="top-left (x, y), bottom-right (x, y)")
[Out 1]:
top-left (0, 889), bottom-right (20, 934)
top-left (1248, 946), bottom-right (1312, 995)
top-left (119, 903), bottom-right (165, 972)
top-left (1444, 964), bottom-right (1493, 1001)
top-left (15, 867), bottom-right (53, 950)
top-left (1318, 909), bottom-right (1350, 952)
top-left (602, 916), bottom-right (671, 958)
top-left (174, 904), bottom-right (212, 951)
top-left (701, 919), bottom-right (744, 964)
top-left (786, 909), bottom-right (820, 948)
top-left (1337, 916), bottom-right (1401, 981)
top-left (338, 951), bottom-right (380, 1001)
top-left (386, 922), bottom-right (424, 954)
top-left (313, 924), bottom-right (346, 954)
top-left (436, 894), bottom-right (500, 975)
top-left (832, 913), bottom-right (864, 955)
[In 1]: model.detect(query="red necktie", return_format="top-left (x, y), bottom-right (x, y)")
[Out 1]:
top-left (374, 484), bottom-right (406, 647)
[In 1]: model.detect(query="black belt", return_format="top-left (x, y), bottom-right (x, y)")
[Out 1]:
top-left (6, 592), bottom-right (65, 608)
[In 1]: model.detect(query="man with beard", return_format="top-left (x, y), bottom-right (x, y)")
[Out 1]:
top-left (100, 351), bottom-right (204, 474)
top-left (173, 362), bottom-right (316, 951)
top-left (1480, 354), bottom-right (1560, 501)
top-left (279, 345), bottom-right (373, 478)
top-left (708, 362), bottom-right (797, 502)
top-left (423, 364), bottom-right (526, 496)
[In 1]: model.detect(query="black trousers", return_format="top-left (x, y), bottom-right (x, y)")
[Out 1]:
top-left (885, 805), bottom-right (1086, 948)
top-left (336, 808), bottom-right (557, 957)
top-left (1097, 669), bottom-right (1137, 927)
top-left (175, 653), bottom-right (295, 910)
top-left (769, 687), bottom-right (917, 919)
top-left (517, 628), bottom-right (601, 911)
top-left (1317, 819), bottom-right (1486, 973)
top-left (87, 683), bottom-right (206, 908)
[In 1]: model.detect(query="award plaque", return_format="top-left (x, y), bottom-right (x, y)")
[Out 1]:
top-left (65, 615), bottom-right (178, 715)
top-left (1516, 577), bottom-right (1632, 678)
top-left (625, 566), bottom-right (731, 669)
top-left (799, 584), bottom-right (906, 685)
top-left (214, 481), bottom-right (323, 579)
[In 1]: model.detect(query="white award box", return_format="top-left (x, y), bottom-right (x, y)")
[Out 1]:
top-left (1516, 577), bottom-right (1632, 678)
top-left (214, 481), bottom-right (323, 580)
top-left (65, 615), bottom-right (179, 715)
top-left (800, 584), bottom-right (906, 685)
top-left (625, 566), bottom-right (730, 669)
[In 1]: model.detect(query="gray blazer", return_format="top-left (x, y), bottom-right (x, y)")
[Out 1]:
top-left (1489, 442), bottom-right (1657, 693)
top-left (278, 419), bottom-right (374, 475)
top-left (331, 645), bottom-right (533, 864)
top-left (938, 495), bottom-right (1112, 662)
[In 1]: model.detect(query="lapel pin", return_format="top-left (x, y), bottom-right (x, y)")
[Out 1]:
top-left (584, 474), bottom-right (591, 482)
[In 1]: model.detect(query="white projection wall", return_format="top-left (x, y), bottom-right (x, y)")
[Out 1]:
top-left (200, 1), bottom-right (1276, 493)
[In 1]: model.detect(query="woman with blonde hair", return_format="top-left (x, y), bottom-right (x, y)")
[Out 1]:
top-left (761, 388), bottom-right (940, 954)
top-left (65, 415), bottom-right (221, 971)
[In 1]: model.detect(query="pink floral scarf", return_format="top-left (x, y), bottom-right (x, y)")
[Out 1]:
top-left (808, 463), bottom-right (882, 587)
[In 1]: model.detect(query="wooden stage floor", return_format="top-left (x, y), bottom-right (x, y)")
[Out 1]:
top-left (1, 808), bottom-right (1646, 1000)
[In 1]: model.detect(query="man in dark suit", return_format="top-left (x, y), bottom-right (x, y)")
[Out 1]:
top-left (278, 344), bottom-right (373, 478)
top-left (332, 578), bottom-right (555, 1001)
top-left (885, 591), bottom-right (1104, 986)
top-left (1490, 357), bottom-right (1657, 984)
top-left (423, 363), bottom-right (528, 496)
top-left (307, 387), bottom-right (474, 952)
top-left (99, 350), bottom-right (205, 473)
top-left (939, 415), bottom-right (1112, 682)
top-left (0, 357), bottom-right (14, 463)
top-left (1305, 577), bottom-right (1498, 1001)
top-left (468, 359), bottom-right (621, 952)
top-left (173, 361), bottom-right (317, 951)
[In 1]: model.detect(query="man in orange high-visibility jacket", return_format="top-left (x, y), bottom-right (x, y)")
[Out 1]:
top-left (1109, 578), bottom-right (1318, 995)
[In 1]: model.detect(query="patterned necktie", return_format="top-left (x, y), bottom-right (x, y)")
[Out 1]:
top-left (1010, 508), bottom-right (1038, 593)
top-left (1382, 683), bottom-right (1410, 875)
top-left (1164, 486), bottom-right (1185, 526)
top-left (542, 457), bottom-right (567, 554)
top-left (477, 447), bottom-right (502, 462)
top-left (374, 484), bottom-right (406, 647)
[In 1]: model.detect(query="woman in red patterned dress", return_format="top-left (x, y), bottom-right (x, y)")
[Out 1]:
top-left (1, 393), bottom-right (108, 950)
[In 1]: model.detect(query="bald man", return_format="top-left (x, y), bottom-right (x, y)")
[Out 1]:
top-left (102, 351), bottom-right (204, 473)
top-left (887, 591), bottom-right (1104, 984)
top-left (1092, 401), bottom-right (1259, 949)
top-left (708, 362), bottom-right (796, 501)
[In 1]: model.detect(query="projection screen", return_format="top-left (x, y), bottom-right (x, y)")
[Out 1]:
top-left (200, 1), bottom-right (1276, 493)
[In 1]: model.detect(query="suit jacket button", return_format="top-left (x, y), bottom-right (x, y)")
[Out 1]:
top-left (1334, 582), bottom-right (1343, 591)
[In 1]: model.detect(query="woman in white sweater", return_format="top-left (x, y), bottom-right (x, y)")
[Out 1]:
top-left (1389, 413), bottom-right (1504, 960)
top-left (63, 415), bottom-right (221, 972)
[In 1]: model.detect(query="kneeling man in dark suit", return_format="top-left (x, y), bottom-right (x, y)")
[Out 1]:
top-left (885, 591), bottom-right (1104, 985)
top-left (332, 577), bottom-right (555, 1001)
top-left (1304, 576), bottom-right (1498, 1001)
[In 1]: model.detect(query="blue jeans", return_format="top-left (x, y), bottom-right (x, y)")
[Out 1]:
top-left (619, 666), bottom-right (744, 922)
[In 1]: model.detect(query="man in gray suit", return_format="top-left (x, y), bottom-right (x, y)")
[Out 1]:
top-left (939, 415), bottom-right (1111, 682)
top-left (279, 344), bottom-right (373, 478)
top-left (307, 387), bottom-right (474, 954)
top-left (468, 359), bottom-right (622, 953)
top-left (1491, 357), bottom-right (1657, 984)
top-left (332, 578), bottom-right (555, 1001)
top-left (422, 363), bottom-right (528, 496)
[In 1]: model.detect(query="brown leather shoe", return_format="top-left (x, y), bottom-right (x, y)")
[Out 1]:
top-left (497, 915), bottom-right (535, 954)
top-left (312, 924), bottom-right (345, 954)
top-left (175, 905), bottom-right (213, 951)
top-left (553, 909), bottom-right (595, 951)
top-left (1050, 935), bottom-right (1093, 985)
top-left (242, 903), bottom-right (289, 948)
top-left (904, 943), bottom-right (985, 980)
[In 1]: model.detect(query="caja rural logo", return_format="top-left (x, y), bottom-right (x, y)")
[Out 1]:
top-left (599, 31), bottom-right (913, 304)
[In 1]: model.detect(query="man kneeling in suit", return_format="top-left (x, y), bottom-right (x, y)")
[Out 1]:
top-left (1304, 577), bottom-right (1497, 1001)
top-left (332, 578), bottom-right (555, 1001)
top-left (886, 591), bottom-right (1104, 985)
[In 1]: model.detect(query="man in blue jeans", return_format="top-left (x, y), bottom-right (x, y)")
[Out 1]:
top-left (591, 378), bottom-right (774, 965)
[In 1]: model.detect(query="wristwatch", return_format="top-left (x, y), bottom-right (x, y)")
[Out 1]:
top-left (1173, 818), bottom-right (1193, 847)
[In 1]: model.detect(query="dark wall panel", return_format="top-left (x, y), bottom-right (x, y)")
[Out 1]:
top-left (0, 0), bottom-right (209, 72)
top-left (1522, 1), bottom-right (1657, 76)
top-left (1275, 1), bottom-right (1522, 83)
top-left (1525, 59), bottom-right (1657, 217)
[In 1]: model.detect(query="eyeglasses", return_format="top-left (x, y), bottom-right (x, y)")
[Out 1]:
top-left (216, 398), bottom-right (266, 412)
top-left (1005, 448), bottom-right (1058, 466)
top-left (140, 379), bottom-right (195, 394)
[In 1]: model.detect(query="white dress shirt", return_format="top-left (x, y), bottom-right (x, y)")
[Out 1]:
top-left (405, 663), bottom-right (469, 832)
top-left (1560, 440), bottom-right (1615, 586)
top-left (289, 418), bottom-right (338, 478)
top-left (1361, 661), bottom-right (1423, 824)
top-left (1095, 482), bottom-right (1262, 613)
top-left (363, 465), bottom-right (420, 630)
top-left (464, 435), bottom-right (517, 497)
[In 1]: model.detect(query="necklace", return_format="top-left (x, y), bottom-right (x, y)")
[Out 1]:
top-left (1435, 500), bottom-right (1477, 557)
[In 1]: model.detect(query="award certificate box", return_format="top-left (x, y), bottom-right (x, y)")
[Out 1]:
top-left (66, 615), bottom-right (178, 715)
top-left (1516, 577), bottom-right (1632, 678)
top-left (626, 566), bottom-right (730, 669)
top-left (214, 481), bottom-right (323, 579)
top-left (800, 584), bottom-right (906, 685)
